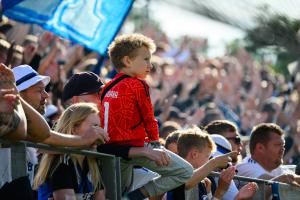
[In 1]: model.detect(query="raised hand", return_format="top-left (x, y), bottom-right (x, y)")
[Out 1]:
top-left (203, 177), bottom-right (212, 194)
top-left (38, 31), bottom-right (54, 52)
top-left (187, 106), bottom-right (205, 125)
top-left (0, 89), bottom-right (19, 113)
top-left (216, 166), bottom-right (236, 196)
top-left (0, 63), bottom-right (21, 136)
top-left (236, 182), bottom-right (258, 200)
top-left (274, 173), bottom-right (300, 187)
top-left (212, 151), bottom-right (238, 169)
top-left (0, 63), bottom-right (16, 83)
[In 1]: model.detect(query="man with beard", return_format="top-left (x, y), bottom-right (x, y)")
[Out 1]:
top-left (12, 64), bottom-right (107, 146)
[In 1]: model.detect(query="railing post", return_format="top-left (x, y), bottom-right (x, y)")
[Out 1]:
top-left (279, 184), bottom-right (300, 199)
top-left (102, 156), bottom-right (121, 200)
top-left (0, 140), bottom-right (122, 199)
top-left (10, 143), bottom-right (27, 180)
top-left (115, 157), bottom-right (122, 200)
top-left (254, 182), bottom-right (266, 200)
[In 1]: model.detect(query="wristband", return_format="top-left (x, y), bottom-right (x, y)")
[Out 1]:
top-left (150, 141), bottom-right (161, 148)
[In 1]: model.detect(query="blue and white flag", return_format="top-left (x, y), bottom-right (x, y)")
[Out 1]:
top-left (2, 0), bottom-right (134, 55)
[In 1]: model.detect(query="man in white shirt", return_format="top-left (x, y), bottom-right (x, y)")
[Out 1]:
top-left (236, 123), bottom-right (300, 198)
top-left (237, 156), bottom-right (287, 179)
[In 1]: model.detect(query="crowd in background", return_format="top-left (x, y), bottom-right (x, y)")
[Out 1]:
top-left (1, 16), bottom-right (300, 200)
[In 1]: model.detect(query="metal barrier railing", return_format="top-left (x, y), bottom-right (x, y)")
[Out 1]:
top-left (210, 171), bottom-right (300, 200)
top-left (3, 138), bottom-right (300, 200)
top-left (0, 139), bottom-right (121, 200)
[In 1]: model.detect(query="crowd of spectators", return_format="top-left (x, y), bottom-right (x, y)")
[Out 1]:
top-left (1, 16), bottom-right (300, 200)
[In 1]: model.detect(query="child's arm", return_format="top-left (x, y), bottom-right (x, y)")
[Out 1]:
top-left (185, 152), bottom-right (237, 189)
top-left (20, 97), bottom-right (106, 147)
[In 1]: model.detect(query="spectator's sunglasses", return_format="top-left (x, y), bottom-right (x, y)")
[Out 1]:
top-left (225, 136), bottom-right (241, 145)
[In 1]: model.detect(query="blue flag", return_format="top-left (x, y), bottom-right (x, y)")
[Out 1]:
top-left (2, 0), bottom-right (134, 55)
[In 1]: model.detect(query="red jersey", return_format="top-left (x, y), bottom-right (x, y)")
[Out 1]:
top-left (100, 73), bottom-right (159, 147)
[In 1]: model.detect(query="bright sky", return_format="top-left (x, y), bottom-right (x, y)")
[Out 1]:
top-left (148, 1), bottom-right (245, 57)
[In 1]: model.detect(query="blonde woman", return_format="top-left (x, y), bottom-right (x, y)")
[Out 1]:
top-left (34, 103), bottom-right (106, 200)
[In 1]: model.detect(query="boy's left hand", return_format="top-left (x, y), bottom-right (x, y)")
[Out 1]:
top-left (146, 147), bottom-right (171, 166)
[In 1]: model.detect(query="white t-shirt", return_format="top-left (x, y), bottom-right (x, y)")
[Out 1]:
top-left (130, 167), bottom-right (159, 191)
top-left (0, 148), bottom-right (11, 188)
top-left (236, 156), bottom-right (288, 178)
top-left (26, 147), bottom-right (38, 186)
top-left (0, 147), bottom-right (37, 188)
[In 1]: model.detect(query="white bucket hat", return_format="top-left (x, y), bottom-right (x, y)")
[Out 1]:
top-left (211, 134), bottom-right (232, 157)
top-left (12, 65), bottom-right (50, 92)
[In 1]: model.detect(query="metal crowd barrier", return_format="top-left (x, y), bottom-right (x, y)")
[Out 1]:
top-left (210, 171), bottom-right (300, 200)
top-left (3, 138), bottom-right (300, 200)
top-left (0, 139), bottom-right (121, 200)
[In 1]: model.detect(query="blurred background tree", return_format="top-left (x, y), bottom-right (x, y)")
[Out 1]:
top-left (244, 10), bottom-right (300, 75)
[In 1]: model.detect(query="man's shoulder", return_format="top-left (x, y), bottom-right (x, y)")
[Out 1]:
top-left (237, 156), bottom-right (258, 166)
top-left (236, 156), bottom-right (266, 178)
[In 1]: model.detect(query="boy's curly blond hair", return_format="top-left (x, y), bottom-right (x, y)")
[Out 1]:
top-left (108, 33), bottom-right (156, 69)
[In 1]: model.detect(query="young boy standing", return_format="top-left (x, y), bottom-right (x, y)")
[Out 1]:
top-left (100, 33), bottom-right (193, 199)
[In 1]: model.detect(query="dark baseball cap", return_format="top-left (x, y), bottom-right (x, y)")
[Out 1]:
top-left (62, 72), bottom-right (104, 102)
